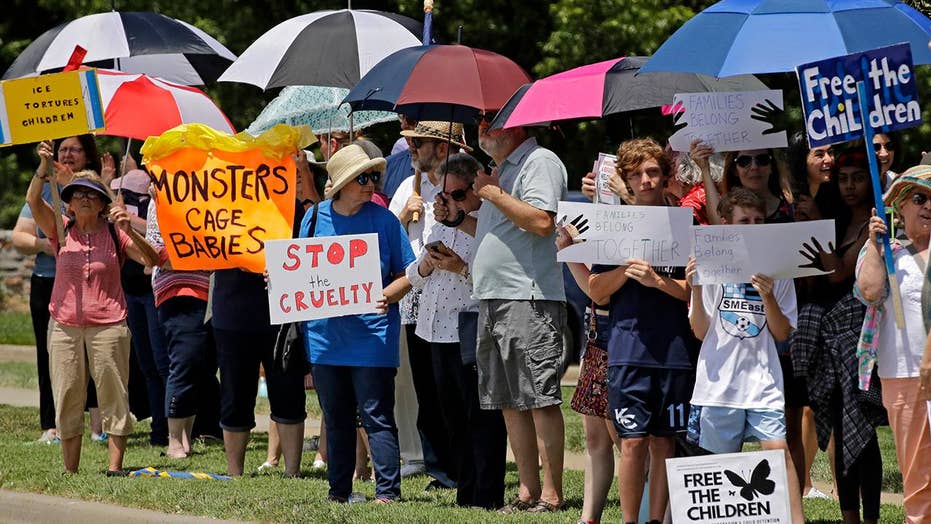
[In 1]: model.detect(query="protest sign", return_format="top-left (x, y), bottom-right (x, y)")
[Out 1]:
top-left (691, 220), bottom-right (835, 285)
top-left (265, 234), bottom-right (384, 324)
top-left (141, 123), bottom-right (315, 273)
top-left (668, 90), bottom-right (788, 153)
top-left (593, 153), bottom-right (622, 205)
top-left (797, 43), bottom-right (920, 148)
top-left (667, 449), bottom-right (791, 524)
top-left (0, 69), bottom-right (105, 147)
top-left (556, 201), bottom-right (692, 266)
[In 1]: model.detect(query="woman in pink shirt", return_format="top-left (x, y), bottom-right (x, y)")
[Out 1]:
top-left (26, 142), bottom-right (159, 474)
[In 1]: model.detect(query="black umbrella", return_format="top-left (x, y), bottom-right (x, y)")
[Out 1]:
top-left (3, 11), bottom-right (237, 86)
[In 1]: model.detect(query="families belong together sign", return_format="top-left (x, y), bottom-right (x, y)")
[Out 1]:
top-left (797, 43), bottom-right (920, 147)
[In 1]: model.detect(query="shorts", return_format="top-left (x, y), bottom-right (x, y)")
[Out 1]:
top-left (688, 404), bottom-right (786, 453)
top-left (607, 365), bottom-right (694, 438)
top-left (476, 299), bottom-right (565, 411)
top-left (570, 341), bottom-right (609, 418)
top-left (780, 355), bottom-right (809, 408)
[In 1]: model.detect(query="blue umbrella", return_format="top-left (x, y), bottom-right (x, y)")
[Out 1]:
top-left (640, 0), bottom-right (931, 77)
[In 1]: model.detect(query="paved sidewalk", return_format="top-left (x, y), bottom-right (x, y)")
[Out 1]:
top-left (0, 490), bottom-right (248, 524)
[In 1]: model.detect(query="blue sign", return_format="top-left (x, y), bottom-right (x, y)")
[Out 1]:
top-left (796, 43), bottom-right (920, 148)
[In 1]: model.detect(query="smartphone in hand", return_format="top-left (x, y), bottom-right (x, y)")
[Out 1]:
top-left (424, 240), bottom-right (449, 254)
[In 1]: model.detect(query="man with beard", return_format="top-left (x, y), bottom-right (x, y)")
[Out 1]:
top-left (388, 121), bottom-right (472, 489)
top-left (437, 114), bottom-right (568, 513)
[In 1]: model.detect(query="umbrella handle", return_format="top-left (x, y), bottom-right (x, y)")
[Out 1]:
top-left (411, 170), bottom-right (422, 223)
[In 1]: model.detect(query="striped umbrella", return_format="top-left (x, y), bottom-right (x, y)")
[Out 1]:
top-left (3, 11), bottom-right (237, 86)
top-left (218, 9), bottom-right (423, 90)
top-left (95, 69), bottom-right (234, 140)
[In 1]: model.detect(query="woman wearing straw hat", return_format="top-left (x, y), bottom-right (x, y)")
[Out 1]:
top-left (301, 144), bottom-right (415, 503)
top-left (855, 164), bottom-right (931, 523)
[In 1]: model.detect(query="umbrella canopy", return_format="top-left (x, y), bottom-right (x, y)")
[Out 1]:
top-left (3, 11), bottom-right (237, 86)
top-left (640, 0), bottom-right (931, 77)
top-left (246, 85), bottom-right (398, 135)
top-left (492, 56), bottom-right (767, 129)
top-left (219, 9), bottom-right (423, 90)
top-left (344, 44), bottom-right (531, 123)
top-left (96, 69), bottom-right (235, 140)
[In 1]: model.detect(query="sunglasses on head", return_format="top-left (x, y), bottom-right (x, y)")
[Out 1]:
top-left (446, 183), bottom-right (473, 202)
top-left (874, 141), bottom-right (895, 153)
top-left (355, 172), bottom-right (381, 186)
top-left (734, 153), bottom-right (772, 168)
top-left (473, 112), bottom-right (497, 125)
top-left (910, 192), bottom-right (930, 207)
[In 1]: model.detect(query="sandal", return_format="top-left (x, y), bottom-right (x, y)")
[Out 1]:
top-left (498, 496), bottom-right (535, 514)
top-left (526, 499), bottom-right (562, 513)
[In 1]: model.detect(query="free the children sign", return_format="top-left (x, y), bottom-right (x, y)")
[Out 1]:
top-left (666, 450), bottom-right (791, 523)
top-left (264, 234), bottom-right (384, 324)
top-left (797, 43), bottom-right (921, 148)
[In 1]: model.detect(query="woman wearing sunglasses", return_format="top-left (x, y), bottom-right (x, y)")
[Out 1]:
top-left (856, 164), bottom-right (931, 523)
top-left (873, 133), bottom-right (897, 188)
top-left (300, 144), bottom-right (414, 503)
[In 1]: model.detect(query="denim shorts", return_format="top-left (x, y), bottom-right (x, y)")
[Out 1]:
top-left (476, 299), bottom-right (565, 411)
top-left (688, 404), bottom-right (786, 453)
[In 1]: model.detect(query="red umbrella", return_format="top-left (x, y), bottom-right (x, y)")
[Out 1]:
top-left (343, 44), bottom-right (530, 123)
top-left (96, 68), bottom-right (235, 140)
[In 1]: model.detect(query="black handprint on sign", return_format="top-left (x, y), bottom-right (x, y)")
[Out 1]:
top-left (798, 236), bottom-right (837, 272)
top-left (750, 98), bottom-right (787, 135)
top-left (671, 102), bottom-right (688, 134)
top-left (557, 214), bottom-right (589, 244)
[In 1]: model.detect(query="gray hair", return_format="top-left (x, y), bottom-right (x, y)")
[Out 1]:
top-left (437, 153), bottom-right (482, 185)
top-left (674, 150), bottom-right (724, 185)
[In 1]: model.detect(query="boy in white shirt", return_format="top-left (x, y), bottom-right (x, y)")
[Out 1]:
top-left (686, 188), bottom-right (804, 522)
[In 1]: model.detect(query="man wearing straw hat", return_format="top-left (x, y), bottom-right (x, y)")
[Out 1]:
top-left (437, 115), bottom-right (568, 513)
top-left (388, 121), bottom-right (472, 489)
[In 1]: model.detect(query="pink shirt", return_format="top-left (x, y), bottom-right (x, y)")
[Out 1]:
top-left (50, 217), bottom-right (130, 326)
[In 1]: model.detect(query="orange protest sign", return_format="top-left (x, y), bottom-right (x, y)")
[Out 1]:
top-left (141, 123), bottom-right (316, 273)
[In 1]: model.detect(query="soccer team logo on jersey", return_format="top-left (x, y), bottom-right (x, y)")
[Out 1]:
top-left (717, 283), bottom-right (766, 339)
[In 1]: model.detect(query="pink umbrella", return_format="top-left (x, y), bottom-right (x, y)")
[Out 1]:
top-left (491, 56), bottom-right (765, 129)
top-left (95, 68), bottom-right (235, 140)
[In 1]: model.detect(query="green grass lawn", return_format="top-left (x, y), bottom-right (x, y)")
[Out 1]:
top-left (0, 362), bottom-right (908, 523)
top-left (0, 311), bottom-right (35, 346)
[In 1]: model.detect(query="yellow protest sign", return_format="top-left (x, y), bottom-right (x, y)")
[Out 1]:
top-left (141, 123), bottom-right (316, 273)
top-left (0, 69), bottom-right (105, 146)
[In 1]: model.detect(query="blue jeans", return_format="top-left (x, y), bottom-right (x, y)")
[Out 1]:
top-left (312, 364), bottom-right (400, 501)
top-left (125, 290), bottom-right (169, 444)
top-left (157, 297), bottom-right (217, 419)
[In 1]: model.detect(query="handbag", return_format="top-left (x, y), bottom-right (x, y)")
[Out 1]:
top-left (272, 203), bottom-right (318, 375)
top-left (458, 311), bottom-right (479, 365)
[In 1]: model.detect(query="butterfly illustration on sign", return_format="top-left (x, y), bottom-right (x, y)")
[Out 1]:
top-left (724, 459), bottom-right (776, 501)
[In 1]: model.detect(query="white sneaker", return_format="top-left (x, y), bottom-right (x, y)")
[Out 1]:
top-left (311, 459), bottom-right (326, 471)
top-left (257, 461), bottom-right (278, 473)
top-left (804, 487), bottom-right (832, 499)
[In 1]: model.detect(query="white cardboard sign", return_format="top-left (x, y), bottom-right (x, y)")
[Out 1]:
top-left (668, 90), bottom-right (788, 153)
top-left (692, 220), bottom-right (835, 285)
top-left (265, 234), bottom-right (384, 324)
top-left (667, 449), bottom-right (792, 523)
top-left (556, 201), bottom-right (692, 266)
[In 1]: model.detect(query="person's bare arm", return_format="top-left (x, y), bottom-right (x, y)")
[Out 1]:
top-left (625, 258), bottom-right (689, 301)
top-left (12, 216), bottom-right (52, 256)
top-left (111, 206), bottom-right (160, 267)
top-left (473, 167), bottom-right (554, 237)
top-left (752, 274), bottom-right (792, 342)
top-left (588, 266), bottom-right (628, 305)
top-left (856, 211), bottom-right (889, 304)
top-left (691, 140), bottom-right (722, 225)
top-left (687, 257), bottom-right (711, 340)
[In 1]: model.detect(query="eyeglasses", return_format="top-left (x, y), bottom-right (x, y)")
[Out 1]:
top-left (910, 192), bottom-right (930, 207)
top-left (446, 183), bottom-right (473, 202)
top-left (71, 189), bottom-right (101, 200)
top-left (58, 146), bottom-right (84, 155)
top-left (734, 153), bottom-right (772, 168)
top-left (410, 137), bottom-right (437, 149)
top-left (473, 112), bottom-right (496, 125)
top-left (355, 172), bottom-right (381, 186)
top-left (874, 141), bottom-right (895, 153)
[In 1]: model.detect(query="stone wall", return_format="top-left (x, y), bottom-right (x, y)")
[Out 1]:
top-left (0, 229), bottom-right (33, 312)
